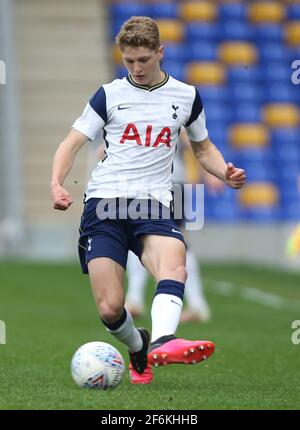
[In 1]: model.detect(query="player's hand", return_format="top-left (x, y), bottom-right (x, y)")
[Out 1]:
top-left (224, 162), bottom-right (246, 189)
top-left (51, 184), bottom-right (73, 210)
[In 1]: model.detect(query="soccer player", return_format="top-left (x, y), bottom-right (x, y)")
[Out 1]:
top-left (51, 16), bottom-right (246, 385)
top-left (125, 128), bottom-right (225, 322)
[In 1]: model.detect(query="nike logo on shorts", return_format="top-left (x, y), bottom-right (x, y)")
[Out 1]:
top-left (172, 228), bottom-right (182, 234)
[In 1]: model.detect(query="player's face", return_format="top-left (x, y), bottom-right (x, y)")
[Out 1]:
top-left (122, 45), bottom-right (164, 87)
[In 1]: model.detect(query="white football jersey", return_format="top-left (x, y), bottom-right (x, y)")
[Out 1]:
top-left (72, 73), bottom-right (208, 206)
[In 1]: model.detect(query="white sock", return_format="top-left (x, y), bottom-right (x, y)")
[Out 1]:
top-left (105, 311), bottom-right (143, 352)
top-left (126, 252), bottom-right (148, 309)
top-left (151, 293), bottom-right (183, 342)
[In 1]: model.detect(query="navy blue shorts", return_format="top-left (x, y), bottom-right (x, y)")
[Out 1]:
top-left (78, 198), bottom-right (186, 274)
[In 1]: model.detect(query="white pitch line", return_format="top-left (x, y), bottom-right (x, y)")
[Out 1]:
top-left (204, 279), bottom-right (300, 311)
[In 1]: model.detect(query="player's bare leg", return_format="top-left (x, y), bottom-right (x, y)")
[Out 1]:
top-left (88, 257), bottom-right (152, 384)
top-left (141, 235), bottom-right (215, 366)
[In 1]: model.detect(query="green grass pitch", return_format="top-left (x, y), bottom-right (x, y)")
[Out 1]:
top-left (0, 261), bottom-right (300, 410)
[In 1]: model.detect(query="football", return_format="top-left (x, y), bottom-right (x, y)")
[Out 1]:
top-left (71, 341), bottom-right (125, 390)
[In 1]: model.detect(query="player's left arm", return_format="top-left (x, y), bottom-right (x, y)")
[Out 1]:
top-left (190, 136), bottom-right (246, 189)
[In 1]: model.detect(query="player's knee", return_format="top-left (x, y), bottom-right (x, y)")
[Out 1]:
top-left (99, 302), bottom-right (124, 325)
top-left (161, 265), bottom-right (187, 283)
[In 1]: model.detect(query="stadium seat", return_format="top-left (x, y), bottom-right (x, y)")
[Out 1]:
top-left (115, 65), bottom-right (127, 79)
top-left (254, 24), bottom-right (283, 42)
top-left (112, 44), bottom-right (123, 65)
top-left (218, 42), bottom-right (258, 66)
top-left (186, 62), bottom-right (226, 86)
top-left (248, 2), bottom-right (286, 24)
top-left (229, 123), bottom-right (269, 148)
top-left (163, 43), bottom-right (187, 62)
top-left (156, 19), bottom-right (184, 43)
top-left (259, 43), bottom-right (288, 62)
top-left (231, 103), bottom-right (262, 123)
top-left (238, 182), bottom-right (279, 207)
top-left (241, 162), bottom-right (275, 182)
top-left (188, 42), bottom-right (217, 61)
top-left (185, 22), bottom-right (221, 42)
top-left (219, 3), bottom-right (248, 21)
top-left (110, 3), bottom-right (152, 19)
top-left (220, 21), bottom-right (254, 41)
top-left (151, 2), bottom-right (179, 19)
top-left (288, 4), bottom-right (300, 19)
top-left (197, 85), bottom-right (229, 103)
top-left (162, 60), bottom-right (185, 81)
top-left (227, 66), bottom-right (262, 83)
top-left (230, 83), bottom-right (264, 103)
top-left (180, 1), bottom-right (218, 22)
top-left (264, 83), bottom-right (299, 103)
top-left (271, 127), bottom-right (300, 145)
top-left (262, 62), bottom-right (292, 82)
top-left (285, 20), bottom-right (300, 46)
top-left (204, 102), bottom-right (232, 123)
top-left (262, 103), bottom-right (300, 127)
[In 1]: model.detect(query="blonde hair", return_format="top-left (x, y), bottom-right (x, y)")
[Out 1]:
top-left (115, 16), bottom-right (161, 51)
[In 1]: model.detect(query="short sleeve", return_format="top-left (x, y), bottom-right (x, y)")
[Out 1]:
top-left (185, 88), bottom-right (208, 142)
top-left (72, 87), bottom-right (107, 141)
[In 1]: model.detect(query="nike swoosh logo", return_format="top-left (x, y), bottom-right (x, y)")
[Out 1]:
top-left (118, 105), bottom-right (132, 110)
top-left (172, 228), bottom-right (182, 234)
top-left (171, 299), bottom-right (182, 307)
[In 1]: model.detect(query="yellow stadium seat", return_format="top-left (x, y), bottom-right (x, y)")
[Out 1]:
top-left (285, 21), bottom-right (300, 46)
top-left (180, 1), bottom-right (218, 22)
top-left (263, 103), bottom-right (300, 127)
top-left (184, 150), bottom-right (199, 183)
top-left (239, 183), bottom-right (279, 207)
top-left (229, 124), bottom-right (269, 148)
top-left (218, 42), bottom-right (258, 66)
top-left (186, 62), bottom-right (226, 85)
top-left (112, 44), bottom-right (123, 65)
top-left (248, 2), bottom-right (286, 24)
top-left (156, 19), bottom-right (184, 43)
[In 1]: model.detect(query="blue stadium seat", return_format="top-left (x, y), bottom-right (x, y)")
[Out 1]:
top-left (219, 3), bottom-right (248, 21)
top-left (163, 43), bottom-right (187, 62)
top-left (110, 3), bottom-right (152, 19)
top-left (111, 18), bottom-right (126, 39)
top-left (204, 102), bottom-right (232, 123)
top-left (227, 66), bottom-right (262, 83)
top-left (162, 60), bottom-right (185, 81)
top-left (241, 162), bottom-right (275, 182)
top-left (281, 201), bottom-right (300, 221)
top-left (254, 24), bottom-right (283, 42)
top-left (208, 127), bottom-right (228, 149)
top-left (230, 83), bottom-right (265, 103)
top-left (220, 21), bottom-right (254, 41)
top-left (198, 85), bottom-right (229, 103)
top-left (235, 147), bottom-right (274, 164)
top-left (272, 141), bottom-right (300, 162)
top-left (271, 127), bottom-right (300, 145)
top-left (115, 65), bottom-right (127, 79)
top-left (264, 83), bottom-right (299, 103)
top-left (288, 4), bottom-right (300, 20)
top-left (262, 62), bottom-right (292, 82)
top-left (188, 42), bottom-right (217, 61)
top-left (259, 43), bottom-right (288, 62)
top-left (185, 22), bottom-right (221, 42)
top-left (231, 103), bottom-right (262, 123)
top-left (151, 2), bottom-right (179, 19)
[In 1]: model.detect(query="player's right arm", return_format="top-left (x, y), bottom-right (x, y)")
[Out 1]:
top-left (51, 129), bottom-right (88, 210)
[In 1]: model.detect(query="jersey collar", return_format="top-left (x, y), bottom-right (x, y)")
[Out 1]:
top-left (126, 72), bottom-right (169, 92)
